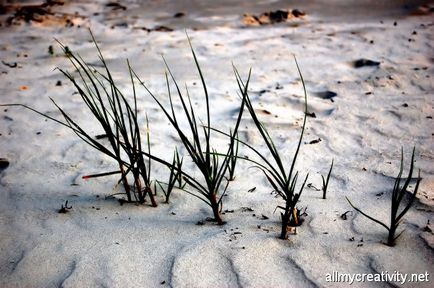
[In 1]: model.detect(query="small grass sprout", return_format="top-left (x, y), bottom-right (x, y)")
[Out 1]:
top-left (346, 147), bottom-right (421, 246)
top-left (321, 159), bottom-right (333, 199)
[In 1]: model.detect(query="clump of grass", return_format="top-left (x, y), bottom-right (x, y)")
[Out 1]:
top-left (321, 159), bottom-right (333, 199)
top-left (232, 57), bottom-right (309, 239)
top-left (346, 148), bottom-right (421, 246)
top-left (134, 36), bottom-right (249, 225)
top-left (2, 32), bottom-right (157, 206)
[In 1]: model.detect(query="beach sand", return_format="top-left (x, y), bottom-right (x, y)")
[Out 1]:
top-left (0, 0), bottom-right (433, 287)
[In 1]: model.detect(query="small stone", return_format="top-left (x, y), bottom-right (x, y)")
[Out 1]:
top-left (354, 59), bottom-right (380, 68)
top-left (0, 158), bottom-right (9, 170)
top-left (173, 12), bottom-right (185, 18)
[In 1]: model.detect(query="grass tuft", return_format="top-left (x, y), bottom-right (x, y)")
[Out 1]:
top-left (230, 57), bottom-right (309, 239)
top-left (346, 147), bottom-right (421, 246)
top-left (133, 35), bottom-right (249, 224)
top-left (2, 31), bottom-right (157, 206)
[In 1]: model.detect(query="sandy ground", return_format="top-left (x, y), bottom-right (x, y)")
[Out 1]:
top-left (0, 0), bottom-right (433, 287)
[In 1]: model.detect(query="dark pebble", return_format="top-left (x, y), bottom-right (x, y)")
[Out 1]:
top-left (153, 26), bottom-right (174, 32)
top-left (0, 158), bottom-right (9, 170)
top-left (173, 12), bottom-right (185, 18)
top-left (354, 59), bottom-right (380, 68)
top-left (106, 2), bottom-right (127, 10)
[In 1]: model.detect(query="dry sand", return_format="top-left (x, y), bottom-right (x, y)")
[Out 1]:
top-left (0, 0), bottom-right (433, 287)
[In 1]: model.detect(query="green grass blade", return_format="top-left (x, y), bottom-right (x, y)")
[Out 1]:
top-left (346, 196), bottom-right (390, 231)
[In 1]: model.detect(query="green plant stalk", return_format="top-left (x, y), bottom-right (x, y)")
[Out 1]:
top-left (2, 31), bottom-right (157, 206)
top-left (231, 57), bottom-right (309, 239)
top-left (133, 36), bottom-right (250, 224)
top-left (60, 36), bottom-right (138, 203)
top-left (321, 159), bottom-right (334, 199)
top-left (59, 40), bottom-right (134, 201)
top-left (157, 148), bottom-right (183, 203)
top-left (73, 39), bottom-right (157, 206)
top-left (346, 147), bottom-right (421, 246)
top-left (227, 130), bottom-right (239, 181)
top-left (174, 148), bottom-right (185, 189)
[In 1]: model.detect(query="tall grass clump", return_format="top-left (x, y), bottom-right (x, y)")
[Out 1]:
top-left (2, 32), bottom-right (157, 206)
top-left (134, 37), bottom-right (249, 225)
top-left (346, 148), bottom-right (421, 246)
top-left (231, 58), bottom-right (309, 239)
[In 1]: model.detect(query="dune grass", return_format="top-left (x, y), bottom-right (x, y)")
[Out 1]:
top-left (2, 32), bottom-right (157, 206)
top-left (346, 148), bottom-right (421, 246)
top-left (3, 31), bottom-right (424, 245)
top-left (133, 36), bottom-right (249, 225)
top-left (57, 36), bottom-right (158, 206)
top-left (228, 58), bottom-right (309, 239)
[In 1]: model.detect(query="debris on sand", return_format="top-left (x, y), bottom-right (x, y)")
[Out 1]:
top-left (58, 200), bottom-right (72, 213)
top-left (105, 2), bottom-right (127, 11)
top-left (243, 9), bottom-right (306, 26)
top-left (353, 59), bottom-right (380, 68)
top-left (3, 0), bottom-right (86, 27)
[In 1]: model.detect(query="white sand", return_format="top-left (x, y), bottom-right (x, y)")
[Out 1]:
top-left (0, 1), bottom-right (433, 287)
